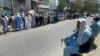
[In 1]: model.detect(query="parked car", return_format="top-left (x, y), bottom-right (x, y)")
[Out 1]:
top-left (90, 14), bottom-right (95, 17)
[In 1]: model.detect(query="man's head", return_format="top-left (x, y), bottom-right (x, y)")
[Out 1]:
top-left (77, 19), bottom-right (89, 30)
top-left (2, 15), bottom-right (5, 18)
top-left (93, 17), bottom-right (100, 22)
top-left (16, 13), bottom-right (21, 17)
top-left (77, 20), bottom-right (80, 29)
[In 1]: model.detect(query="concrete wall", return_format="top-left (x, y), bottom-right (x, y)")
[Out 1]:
top-left (0, 0), bottom-right (31, 14)
top-left (12, 0), bottom-right (28, 13)
top-left (25, 0), bottom-right (31, 10)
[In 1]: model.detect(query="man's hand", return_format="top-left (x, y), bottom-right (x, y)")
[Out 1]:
top-left (61, 37), bottom-right (66, 47)
top-left (61, 37), bottom-right (65, 42)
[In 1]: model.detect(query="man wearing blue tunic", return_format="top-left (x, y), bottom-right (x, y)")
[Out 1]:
top-left (90, 17), bottom-right (100, 37)
top-left (15, 13), bottom-right (23, 31)
top-left (61, 19), bottom-right (92, 56)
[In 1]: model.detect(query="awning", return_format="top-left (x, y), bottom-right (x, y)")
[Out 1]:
top-left (32, 0), bottom-right (43, 4)
top-left (32, 0), bottom-right (37, 1)
top-left (38, 5), bottom-right (50, 9)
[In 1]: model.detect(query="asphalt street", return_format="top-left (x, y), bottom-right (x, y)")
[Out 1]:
top-left (0, 17), bottom-right (94, 56)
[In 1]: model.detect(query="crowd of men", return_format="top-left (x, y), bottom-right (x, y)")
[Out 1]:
top-left (0, 12), bottom-right (66, 34)
top-left (0, 11), bottom-right (100, 56)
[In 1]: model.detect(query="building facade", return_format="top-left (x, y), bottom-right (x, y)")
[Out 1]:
top-left (0, 0), bottom-right (13, 14)
top-left (0, 0), bottom-right (32, 14)
top-left (30, 0), bottom-right (50, 14)
top-left (12, 0), bottom-right (30, 14)
top-left (0, 0), bottom-right (51, 14)
top-left (37, 0), bottom-right (50, 14)
top-left (50, 0), bottom-right (58, 10)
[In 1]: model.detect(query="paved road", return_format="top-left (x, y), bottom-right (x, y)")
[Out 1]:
top-left (0, 18), bottom-right (93, 56)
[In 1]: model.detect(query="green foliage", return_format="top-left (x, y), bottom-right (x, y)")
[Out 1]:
top-left (69, 0), bottom-right (100, 13)
top-left (82, 0), bottom-right (99, 13)
top-left (57, 0), bottom-right (66, 10)
top-left (70, 0), bottom-right (83, 13)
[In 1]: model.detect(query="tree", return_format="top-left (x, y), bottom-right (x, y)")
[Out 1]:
top-left (65, 0), bottom-right (70, 4)
top-left (81, 0), bottom-right (100, 13)
top-left (68, 0), bottom-right (100, 13)
top-left (70, 0), bottom-right (83, 13)
top-left (57, 0), bottom-right (66, 10)
top-left (82, 0), bottom-right (94, 13)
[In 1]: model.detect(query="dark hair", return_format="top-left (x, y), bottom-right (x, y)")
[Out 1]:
top-left (5, 14), bottom-right (7, 15)
top-left (10, 14), bottom-right (14, 16)
top-left (93, 17), bottom-right (100, 22)
top-left (26, 13), bottom-right (29, 16)
top-left (2, 15), bottom-right (5, 18)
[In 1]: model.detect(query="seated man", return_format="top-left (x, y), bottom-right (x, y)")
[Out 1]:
top-left (61, 19), bottom-right (92, 56)
top-left (90, 17), bottom-right (100, 37)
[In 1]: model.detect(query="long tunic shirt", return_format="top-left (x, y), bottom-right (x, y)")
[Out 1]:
top-left (63, 29), bottom-right (92, 56)
top-left (15, 16), bottom-right (23, 31)
top-left (90, 21), bottom-right (100, 37)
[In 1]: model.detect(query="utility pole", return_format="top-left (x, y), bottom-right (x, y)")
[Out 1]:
top-left (1, 0), bottom-right (3, 9)
top-left (11, 0), bottom-right (15, 14)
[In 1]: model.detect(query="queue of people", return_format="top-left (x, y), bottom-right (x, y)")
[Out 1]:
top-left (0, 11), bottom-right (100, 56)
top-left (0, 12), bottom-right (66, 35)
top-left (61, 17), bottom-right (100, 56)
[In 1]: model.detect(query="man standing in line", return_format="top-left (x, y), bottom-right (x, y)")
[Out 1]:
top-left (0, 15), bottom-right (8, 34)
top-left (15, 13), bottom-right (23, 31)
